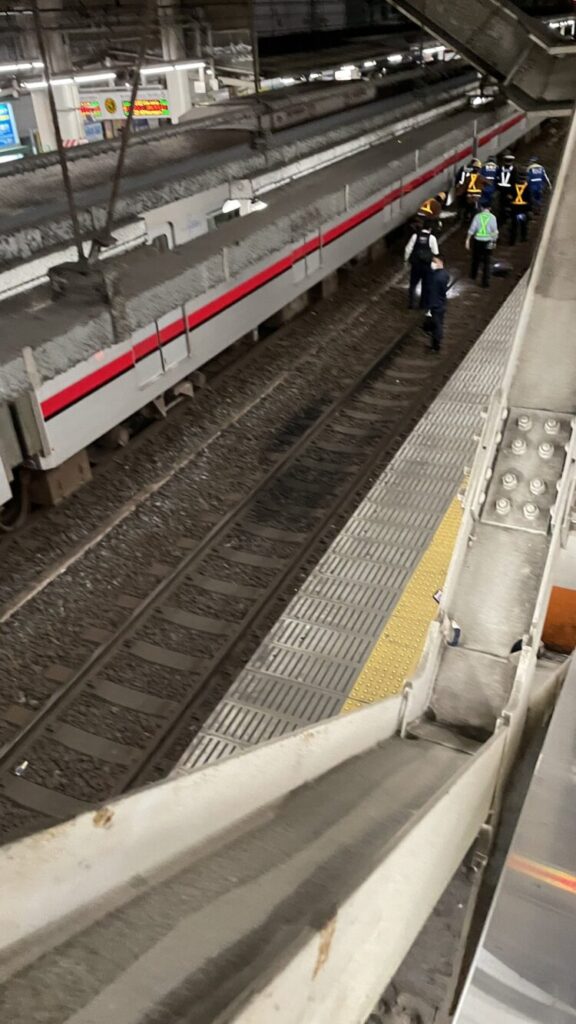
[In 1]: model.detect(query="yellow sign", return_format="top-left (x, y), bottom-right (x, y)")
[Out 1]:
top-left (79, 90), bottom-right (170, 121)
top-left (80, 98), bottom-right (102, 118)
top-left (122, 97), bottom-right (170, 118)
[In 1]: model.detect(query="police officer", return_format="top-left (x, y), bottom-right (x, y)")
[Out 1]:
top-left (456, 157), bottom-right (483, 223)
top-left (404, 222), bottom-right (439, 309)
top-left (496, 153), bottom-right (517, 223)
top-left (428, 254), bottom-right (450, 353)
top-left (526, 156), bottom-right (552, 211)
top-left (509, 171), bottom-right (530, 245)
top-left (466, 199), bottom-right (499, 288)
top-left (481, 155), bottom-right (499, 202)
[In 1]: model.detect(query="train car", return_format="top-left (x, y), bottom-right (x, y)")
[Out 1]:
top-left (0, 105), bottom-right (532, 523)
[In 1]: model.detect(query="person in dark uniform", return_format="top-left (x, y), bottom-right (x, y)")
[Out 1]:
top-left (526, 156), bottom-right (552, 212)
top-left (404, 223), bottom-right (439, 309)
top-left (481, 155), bottom-right (499, 203)
top-left (428, 254), bottom-right (450, 352)
top-left (496, 153), bottom-right (517, 223)
top-left (509, 172), bottom-right (530, 245)
top-left (456, 157), bottom-right (484, 224)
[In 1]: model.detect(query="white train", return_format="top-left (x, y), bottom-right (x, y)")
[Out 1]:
top-left (0, 106), bottom-right (531, 521)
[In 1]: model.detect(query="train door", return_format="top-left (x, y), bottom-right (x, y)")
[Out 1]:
top-left (132, 323), bottom-right (163, 388)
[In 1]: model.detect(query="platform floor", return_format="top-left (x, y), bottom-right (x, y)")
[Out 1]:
top-left (180, 277), bottom-right (527, 771)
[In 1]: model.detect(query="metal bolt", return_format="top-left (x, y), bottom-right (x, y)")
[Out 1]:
top-left (544, 418), bottom-right (560, 436)
top-left (523, 502), bottom-right (539, 520)
top-left (538, 441), bottom-right (554, 460)
top-left (517, 414), bottom-right (532, 432)
top-left (530, 478), bottom-right (546, 496)
top-left (502, 472), bottom-right (518, 490)
top-left (511, 437), bottom-right (526, 455)
top-left (496, 498), bottom-right (511, 516)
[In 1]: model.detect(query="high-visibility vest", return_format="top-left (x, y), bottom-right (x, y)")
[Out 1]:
top-left (476, 212), bottom-right (493, 238)
top-left (419, 197), bottom-right (441, 217)
top-left (467, 172), bottom-right (483, 195)
top-left (512, 183), bottom-right (529, 206)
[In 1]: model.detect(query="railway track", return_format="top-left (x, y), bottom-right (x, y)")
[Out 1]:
top-left (0, 301), bottom-right (472, 833)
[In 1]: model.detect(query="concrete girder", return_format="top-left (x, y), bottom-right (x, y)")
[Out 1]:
top-left (383, 0), bottom-right (576, 112)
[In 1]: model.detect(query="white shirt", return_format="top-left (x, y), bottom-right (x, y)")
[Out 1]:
top-left (404, 232), bottom-right (439, 262)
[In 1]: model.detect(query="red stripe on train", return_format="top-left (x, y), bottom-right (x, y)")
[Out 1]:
top-left (40, 114), bottom-right (525, 421)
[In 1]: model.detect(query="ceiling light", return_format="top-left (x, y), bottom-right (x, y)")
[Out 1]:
top-left (363, 59), bottom-right (377, 68)
top-left (0, 61), bottom-right (43, 73)
top-left (173, 61), bottom-right (206, 71)
top-left (387, 53), bottom-right (403, 64)
top-left (74, 72), bottom-right (116, 84)
top-left (141, 64), bottom-right (173, 75)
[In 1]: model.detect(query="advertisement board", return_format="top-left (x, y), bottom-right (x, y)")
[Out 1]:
top-left (0, 102), bottom-right (20, 148)
top-left (79, 89), bottom-right (171, 121)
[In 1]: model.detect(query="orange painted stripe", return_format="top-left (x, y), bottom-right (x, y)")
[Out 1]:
top-left (508, 852), bottom-right (576, 895)
top-left (542, 585), bottom-right (576, 653)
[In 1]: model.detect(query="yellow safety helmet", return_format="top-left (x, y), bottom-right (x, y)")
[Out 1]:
top-left (437, 191), bottom-right (447, 202)
top-left (471, 157), bottom-right (482, 168)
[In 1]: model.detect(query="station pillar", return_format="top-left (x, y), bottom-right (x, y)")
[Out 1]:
top-left (32, 82), bottom-right (84, 151)
top-left (26, 0), bottom-right (84, 150)
top-left (158, 0), bottom-right (193, 123)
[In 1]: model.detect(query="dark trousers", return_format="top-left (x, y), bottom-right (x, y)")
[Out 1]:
top-left (409, 262), bottom-right (431, 309)
top-left (509, 210), bottom-right (528, 245)
top-left (430, 306), bottom-right (445, 351)
top-left (529, 187), bottom-right (543, 211)
top-left (470, 239), bottom-right (492, 288)
top-left (498, 190), bottom-right (511, 223)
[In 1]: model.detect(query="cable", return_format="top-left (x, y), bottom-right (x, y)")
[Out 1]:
top-left (31, 0), bottom-right (86, 269)
top-left (92, 0), bottom-right (156, 255)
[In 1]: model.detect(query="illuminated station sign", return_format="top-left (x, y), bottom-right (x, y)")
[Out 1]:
top-left (80, 90), bottom-right (171, 121)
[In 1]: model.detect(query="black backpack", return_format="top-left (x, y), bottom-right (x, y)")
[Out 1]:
top-left (411, 231), bottom-right (433, 266)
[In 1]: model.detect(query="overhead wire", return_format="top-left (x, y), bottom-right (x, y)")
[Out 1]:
top-left (31, 0), bottom-right (86, 268)
top-left (92, 0), bottom-right (156, 256)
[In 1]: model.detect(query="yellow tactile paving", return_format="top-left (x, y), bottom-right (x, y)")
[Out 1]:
top-left (342, 493), bottom-right (463, 712)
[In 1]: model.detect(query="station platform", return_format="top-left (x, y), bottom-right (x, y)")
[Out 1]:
top-left (180, 277), bottom-right (528, 771)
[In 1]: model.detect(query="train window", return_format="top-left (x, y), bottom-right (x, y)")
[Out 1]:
top-left (208, 208), bottom-right (241, 232)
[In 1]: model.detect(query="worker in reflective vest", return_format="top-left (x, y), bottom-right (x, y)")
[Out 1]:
top-left (509, 175), bottom-right (530, 245)
top-left (497, 153), bottom-right (517, 222)
top-left (456, 157), bottom-right (483, 223)
top-left (526, 156), bottom-right (552, 211)
top-left (466, 199), bottom-right (499, 288)
top-left (417, 191), bottom-right (447, 227)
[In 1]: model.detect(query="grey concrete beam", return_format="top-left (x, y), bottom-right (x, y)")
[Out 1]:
top-left (384, 0), bottom-right (576, 111)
